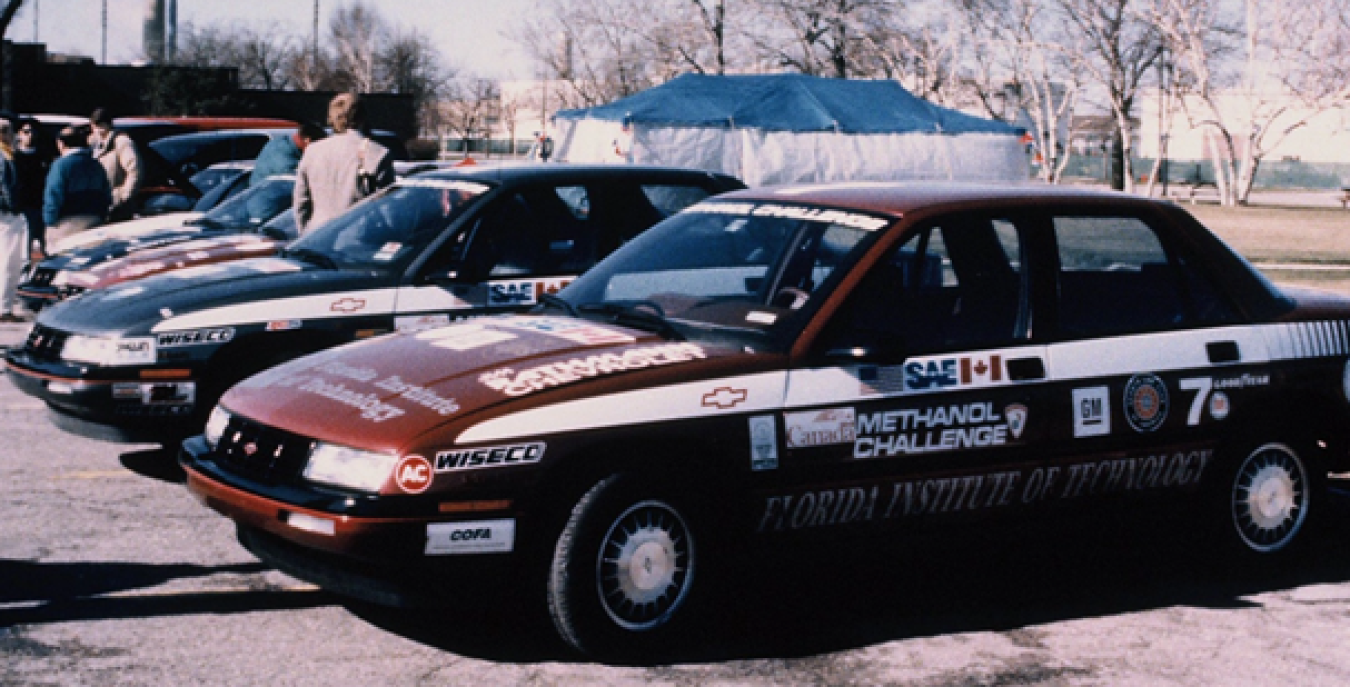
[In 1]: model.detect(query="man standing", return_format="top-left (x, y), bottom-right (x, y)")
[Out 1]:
top-left (0, 119), bottom-right (25, 322)
top-left (89, 108), bottom-right (141, 221)
top-left (251, 121), bottom-right (326, 187)
top-left (43, 126), bottom-right (111, 247)
top-left (293, 93), bottom-right (395, 234)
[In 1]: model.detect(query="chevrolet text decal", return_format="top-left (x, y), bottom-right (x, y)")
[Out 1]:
top-left (478, 342), bottom-right (707, 397)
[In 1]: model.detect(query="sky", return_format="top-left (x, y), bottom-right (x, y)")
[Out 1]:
top-left (11, 0), bottom-right (538, 80)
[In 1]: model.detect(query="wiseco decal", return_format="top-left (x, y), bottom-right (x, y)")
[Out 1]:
top-left (478, 342), bottom-right (707, 396)
top-left (435, 442), bottom-right (545, 471)
top-left (155, 328), bottom-right (235, 347)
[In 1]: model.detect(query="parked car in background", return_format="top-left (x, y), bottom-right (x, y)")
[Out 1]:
top-left (6, 165), bottom-right (745, 442)
top-left (18, 174), bottom-right (297, 310)
top-left (153, 128), bottom-right (410, 178)
top-left (138, 161), bottom-right (255, 217)
top-left (179, 182), bottom-right (1350, 659)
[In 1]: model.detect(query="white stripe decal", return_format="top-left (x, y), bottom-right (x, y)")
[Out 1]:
top-left (455, 321), bottom-right (1350, 445)
top-left (457, 372), bottom-right (788, 444)
top-left (1049, 326), bottom-right (1271, 379)
top-left (152, 288), bottom-right (401, 332)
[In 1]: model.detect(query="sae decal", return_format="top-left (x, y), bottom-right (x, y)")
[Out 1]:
top-left (488, 280), bottom-right (538, 307)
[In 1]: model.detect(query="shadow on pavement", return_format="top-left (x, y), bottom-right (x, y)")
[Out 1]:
top-left (119, 446), bottom-right (186, 484)
top-left (348, 493), bottom-right (1350, 666)
top-left (0, 559), bottom-right (332, 627)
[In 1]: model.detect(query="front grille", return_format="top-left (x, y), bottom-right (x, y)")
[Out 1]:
top-left (24, 325), bottom-right (68, 361)
top-left (27, 267), bottom-right (56, 287)
top-left (215, 416), bottom-right (314, 485)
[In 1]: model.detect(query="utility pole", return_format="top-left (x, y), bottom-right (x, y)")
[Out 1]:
top-left (101, 0), bottom-right (107, 64)
top-left (312, 0), bottom-right (319, 64)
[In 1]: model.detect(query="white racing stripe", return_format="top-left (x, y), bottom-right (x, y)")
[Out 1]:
top-left (457, 320), bottom-right (1350, 445)
top-left (151, 288), bottom-right (402, 332)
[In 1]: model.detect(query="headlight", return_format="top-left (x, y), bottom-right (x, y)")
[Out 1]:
top-left (303, 442), bottom-right (399, 493)
top-left (61, 335), bottom-right (157, 366)
top-left (204, 406), bottom-right (231, 448)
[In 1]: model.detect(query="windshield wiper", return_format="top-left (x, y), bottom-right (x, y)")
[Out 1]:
top-left (538, 293), bottom-right (579, 317)
top-left (578, 302), bottom-right (683, 340)
top-left (185, 217), bottom-right (224, 231)
top-left (283, 247), bottom-right (338, 270)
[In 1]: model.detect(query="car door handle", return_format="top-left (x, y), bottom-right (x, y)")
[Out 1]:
top-left (1006, 357), bottom-right (1045, 381)
top-left (1207, 341), bottom-right (1240, 364)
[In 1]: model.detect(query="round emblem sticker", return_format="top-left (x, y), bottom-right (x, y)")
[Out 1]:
top-left (394, 455), bottom-right (434, 494)
top-left (1123, 374), bottom-right (1169, 432)
top-left (1209, 391), bottom-right (1231, 420)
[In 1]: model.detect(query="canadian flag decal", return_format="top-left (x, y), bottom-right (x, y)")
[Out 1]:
top-left (960, 355), bottom-right (1002, 384)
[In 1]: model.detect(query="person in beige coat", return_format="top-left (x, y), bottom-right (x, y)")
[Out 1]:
top-left (89, 108), bottom-right (141, 221)
top-left (293, 93), bottom-right (396, 234)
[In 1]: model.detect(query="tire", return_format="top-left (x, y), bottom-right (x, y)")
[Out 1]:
top-left (1222, 441), bottom-right (1315, 557)
top-left (547, 474), bottom-right (699, 659)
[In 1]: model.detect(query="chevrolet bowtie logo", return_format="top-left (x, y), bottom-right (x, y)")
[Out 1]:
top-left (330, 297), bottom-right (367, 313)
top-left (702, 387), bottom-right (748, 409)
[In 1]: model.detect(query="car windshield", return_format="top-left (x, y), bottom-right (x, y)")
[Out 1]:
top-left (196, 177), bottom-right (294, 231)
top-left (286, 178), bottom-right (492, 272)
top-left (559, 200), bottom-right (888, 336)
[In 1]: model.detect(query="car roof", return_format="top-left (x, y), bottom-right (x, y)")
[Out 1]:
top-left (412, 163), bottom-right (744, 187)
top-left (712, 181), bottom-right (1167, 217)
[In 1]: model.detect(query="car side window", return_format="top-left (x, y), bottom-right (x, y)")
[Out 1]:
top-left (456, 185), bottom-right (593, 279)
top-left (1053, 216), bottom-right (1236, 337)
top-left (821, 214), bottom-right (1026, 356)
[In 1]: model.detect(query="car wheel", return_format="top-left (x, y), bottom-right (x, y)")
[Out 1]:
top-left (1225, 442), bottom-right (1313, 556)
top-left (547, 474), bottom-right (698, 658)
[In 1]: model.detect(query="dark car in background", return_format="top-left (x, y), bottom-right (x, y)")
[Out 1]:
top-left (6, 165), bottom-right (744, 441)
top-left (152, 128), bottom-right (411, 178)
top-left (18, 174), bottom-right (297, 310)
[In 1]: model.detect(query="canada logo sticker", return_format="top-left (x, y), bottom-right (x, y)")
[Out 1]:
top-left (1124, 374), bottom-right (1169, 432)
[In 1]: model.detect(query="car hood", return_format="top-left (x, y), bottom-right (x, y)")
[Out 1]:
top-left (49, 212), bottom-right (201, 255)
top-left (37, 257), bottom-right (375, 336)
top-left (221, 316), bottom-right (754, 451)
top-left (74, 234), bottom-right (285, 291)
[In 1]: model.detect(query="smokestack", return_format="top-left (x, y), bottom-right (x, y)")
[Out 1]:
top-left (143, 0), bottom-right (166, 63)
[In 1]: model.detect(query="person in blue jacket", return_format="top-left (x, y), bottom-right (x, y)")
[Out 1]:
top-left (43, 126), bottom-right (112, 248)
top-left (250, 121), bottom-right (326, 187)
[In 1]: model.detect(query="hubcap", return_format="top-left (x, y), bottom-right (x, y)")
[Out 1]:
top-left (596, 500), bottom-right (694, 631)
top-left (1232, 444), bottom-right (1308, 553)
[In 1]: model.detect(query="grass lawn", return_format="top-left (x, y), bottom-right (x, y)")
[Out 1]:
top-left (1180, 203), bottom-right (1350, 295)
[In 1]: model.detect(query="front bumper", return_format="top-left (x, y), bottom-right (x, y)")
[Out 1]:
top-left (180, 436), bottom-right (520, 603)
top-left (6, 347), bottom-right (201, 441)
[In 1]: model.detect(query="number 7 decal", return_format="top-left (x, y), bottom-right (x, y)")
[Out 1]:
top-left (1179, 377), bottom-right (1213, 426)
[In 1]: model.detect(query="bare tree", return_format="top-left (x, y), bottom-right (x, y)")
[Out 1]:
top-left (328, 2), bottom-right (383, 93)
top-left (441, 78), bottom-right (502, 155)
top-left (1154, 0), bottom-right (1350, 204)
top-left (955, 0), bottom-right (1082, 182)
top-left (1057, 0), bottom-right (1164, 193)
top-left (379, 28), bottom-right (454, 136)
top-left (744, 0), bottom-right (888, 77)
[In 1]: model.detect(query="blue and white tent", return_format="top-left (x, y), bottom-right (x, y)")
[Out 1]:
top-left (552, 73), bottom-right (1028, 185)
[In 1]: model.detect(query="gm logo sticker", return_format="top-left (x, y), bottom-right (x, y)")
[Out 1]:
top-left (1072, 386), bottom-right (1110, 437)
